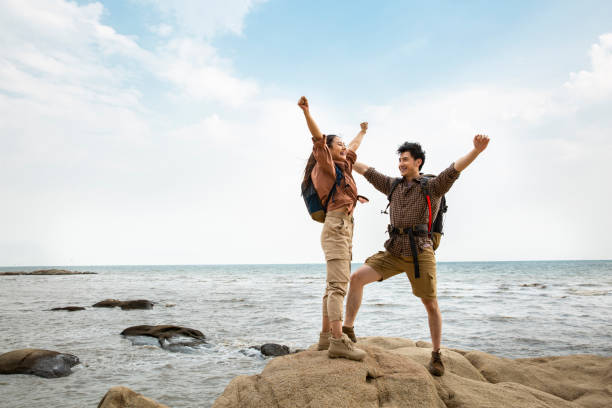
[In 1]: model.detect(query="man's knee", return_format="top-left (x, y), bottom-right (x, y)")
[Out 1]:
top-left (421, 298), bottom-right (439, 313)
top-left (349, 265), bottom-right (380, 287)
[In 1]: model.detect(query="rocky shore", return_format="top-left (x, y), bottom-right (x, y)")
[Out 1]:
top-left (211, 337), bottom-right (611, 408)
top-left (89, 336), bottom-right (612, 408)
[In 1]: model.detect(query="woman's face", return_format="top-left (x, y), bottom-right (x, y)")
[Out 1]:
top-left (329, 136), bottom-right (347, 161)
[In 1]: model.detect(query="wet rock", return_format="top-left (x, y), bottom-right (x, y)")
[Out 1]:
top-left (120, 300), bottom-right (154, 310)
top-left (121, 325), bottom-right (206, 350)
top-left (0, 269), bottom-right (96, 276)
top-left (0, 349), bottom-right (80, 378)
top-left (50, 306), bottom-right (85, 312)
top-left (258, 343), bottom-right (291, 357)
top-left (98, 386), bottom-right (168, 408)
top-left (92, 299), bottom-right (154, 309)
top-left (92, 299), bottom-right (122, 308)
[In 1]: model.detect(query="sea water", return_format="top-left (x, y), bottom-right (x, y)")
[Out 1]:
top-left (0, 261), bottom-right (611, 407)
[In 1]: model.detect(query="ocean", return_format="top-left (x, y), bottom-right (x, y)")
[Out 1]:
top-left (1, 261), bottom-right (611, 407)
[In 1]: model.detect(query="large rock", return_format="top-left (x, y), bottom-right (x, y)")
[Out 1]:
top-left (121, 325), bottom-right (206, 350)
top-left (213, 336), bottom-right (612, 408)
top-left (463, 350), bottom-right (612, 408)
top-left (97, 386), bottom-right (168, 408)
top-left (92, 299), bottom-right (154, 310)
top-left (0, 349), bottom-right (80, 378)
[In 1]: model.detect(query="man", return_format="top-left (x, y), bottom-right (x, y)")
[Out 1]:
top-left (344, 135), bottom-right (490, 375)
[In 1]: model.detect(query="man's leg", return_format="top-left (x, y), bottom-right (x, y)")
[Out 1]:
top-left (421, 297), bottom-right (445, 376)
top-left (421, 298), bottom-right (442, 351)
top-left (344, 264), bottom-right (382, 328)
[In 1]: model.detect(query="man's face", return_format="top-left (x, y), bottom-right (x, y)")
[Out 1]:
top-left (398, 151), bottom-right (421, 177)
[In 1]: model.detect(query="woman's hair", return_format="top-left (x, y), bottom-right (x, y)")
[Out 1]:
top-left (301, 134), bottom-right (337, 192)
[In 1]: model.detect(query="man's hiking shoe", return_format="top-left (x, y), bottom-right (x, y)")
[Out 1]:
top-left (317, 331), bottom-right (331, 351)
top-left (428, 350), bottom-right (445, 376)
top-left (342, 326), bottom-right (357, 343)
top-left (328, 334), bottom-right (366, 361)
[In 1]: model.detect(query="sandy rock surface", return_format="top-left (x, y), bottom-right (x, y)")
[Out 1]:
top-left (213, 336), bottom-right (612, 408)
top-left (97, 386), bottom-right (169, 408)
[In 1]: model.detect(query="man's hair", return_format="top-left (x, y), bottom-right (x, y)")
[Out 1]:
top-left (397, 142), bottom-right (425, 170)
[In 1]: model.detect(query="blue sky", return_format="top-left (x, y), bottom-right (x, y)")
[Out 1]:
top-left (1, 0), bottom-right (611, 265)
top-left (96, 1), bottom-right (612, 103)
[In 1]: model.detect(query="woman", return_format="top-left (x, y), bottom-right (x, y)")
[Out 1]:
top-left (298, 96), bottom-right (367, 361)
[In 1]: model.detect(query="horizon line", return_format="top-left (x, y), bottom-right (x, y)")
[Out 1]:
top-left (1, 258), bottom-right (611, 269)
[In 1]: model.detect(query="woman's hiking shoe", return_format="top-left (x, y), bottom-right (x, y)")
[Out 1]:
top-left (428, 350), bottom-right (445, 376)
top-left (317, 331), bottom-right (331, 351)
top-left (342, 326), bottom-right (357, 343)
top-left (328, 334), bottom-right (366, 361)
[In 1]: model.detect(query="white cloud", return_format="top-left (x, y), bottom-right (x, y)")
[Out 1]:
top-left (150, 23), bottom-right (173, 37)
top-left (154, 38), bottom-right (259, 106)
top-left (137, 0), bottom-right (267, 38)
top-left (565, 33), bottom-right (612, 101)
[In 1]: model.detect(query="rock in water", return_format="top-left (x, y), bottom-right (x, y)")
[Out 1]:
top-left (92, 299), bottom-right (123, 308)
top-left (121, 325), bottom-right (206, 350)
top-left (92, 299), bottom-right (154, 309)
top-left (120, 300), bottom-right (154, 310)
top-left (213, 336), bottom-right (612, 408)
top-left (98, 386), bottom-right (168, 408)
top-left (0, 349), bottom-right (80, 378)
top-left (50, 306), bottom-right (85, 312)
top-left (0, 269), bottom-right (96, 276)
top-left (257, 343), bottom-right (291, 357)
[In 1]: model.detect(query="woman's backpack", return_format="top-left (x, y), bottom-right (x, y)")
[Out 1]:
top-left (301, 164), bottom-right (344, 223)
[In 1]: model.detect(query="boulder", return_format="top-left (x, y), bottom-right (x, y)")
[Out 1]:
top-left (92, 299), bottom-right (154, 310)
top-left (213, 337), bottom-right (612, 408)
top-left (251, 343), bottom-right (291, 357)
top-left (50, 306), bottom-right (86, 312)
top-left (121, 325), bottom-right (206, 350)
top-left (97, 386), bottom-right (168, 408)
top-left (0, 349), bottom-right (80, 378)
top-left (463, 351), bottom-right (612, 408)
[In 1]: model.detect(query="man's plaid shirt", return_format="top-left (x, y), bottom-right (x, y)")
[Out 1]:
top-left (363, 164), bottom-right (460, 258)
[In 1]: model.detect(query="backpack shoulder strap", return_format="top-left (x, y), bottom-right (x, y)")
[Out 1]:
top-left (419, 176), bottom-right (433, 232)
top-left (382, 177), bottom-right (403, 214)
top-left (324, 164), bottom-right (344, 210)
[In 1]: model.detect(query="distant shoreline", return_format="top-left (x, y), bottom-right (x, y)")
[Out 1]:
top-left (0, 269), bottom-right (96, 276)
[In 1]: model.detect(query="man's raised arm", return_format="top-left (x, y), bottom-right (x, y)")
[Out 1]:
top-left (454, 134), bottom-right (490, 172)
top-left (297, 96), bottom-right (323, 141)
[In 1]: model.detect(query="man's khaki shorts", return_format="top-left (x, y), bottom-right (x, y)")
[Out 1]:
top-left (364, 248), bottom-right (437, 299)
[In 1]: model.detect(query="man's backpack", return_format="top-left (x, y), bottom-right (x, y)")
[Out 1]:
top-left (385, 175), bottom-right (448, 250)
top-left (302, 164), bottom-right (344, 223)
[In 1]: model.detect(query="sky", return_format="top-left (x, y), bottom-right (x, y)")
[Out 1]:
top-left (1, 0), bottom-right (611, 265)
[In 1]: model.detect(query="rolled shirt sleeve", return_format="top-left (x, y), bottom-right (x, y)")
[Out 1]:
top-left (427, 163), bottom-right (461, 197)
top-left (312, 137), bottom-right (335, 178)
